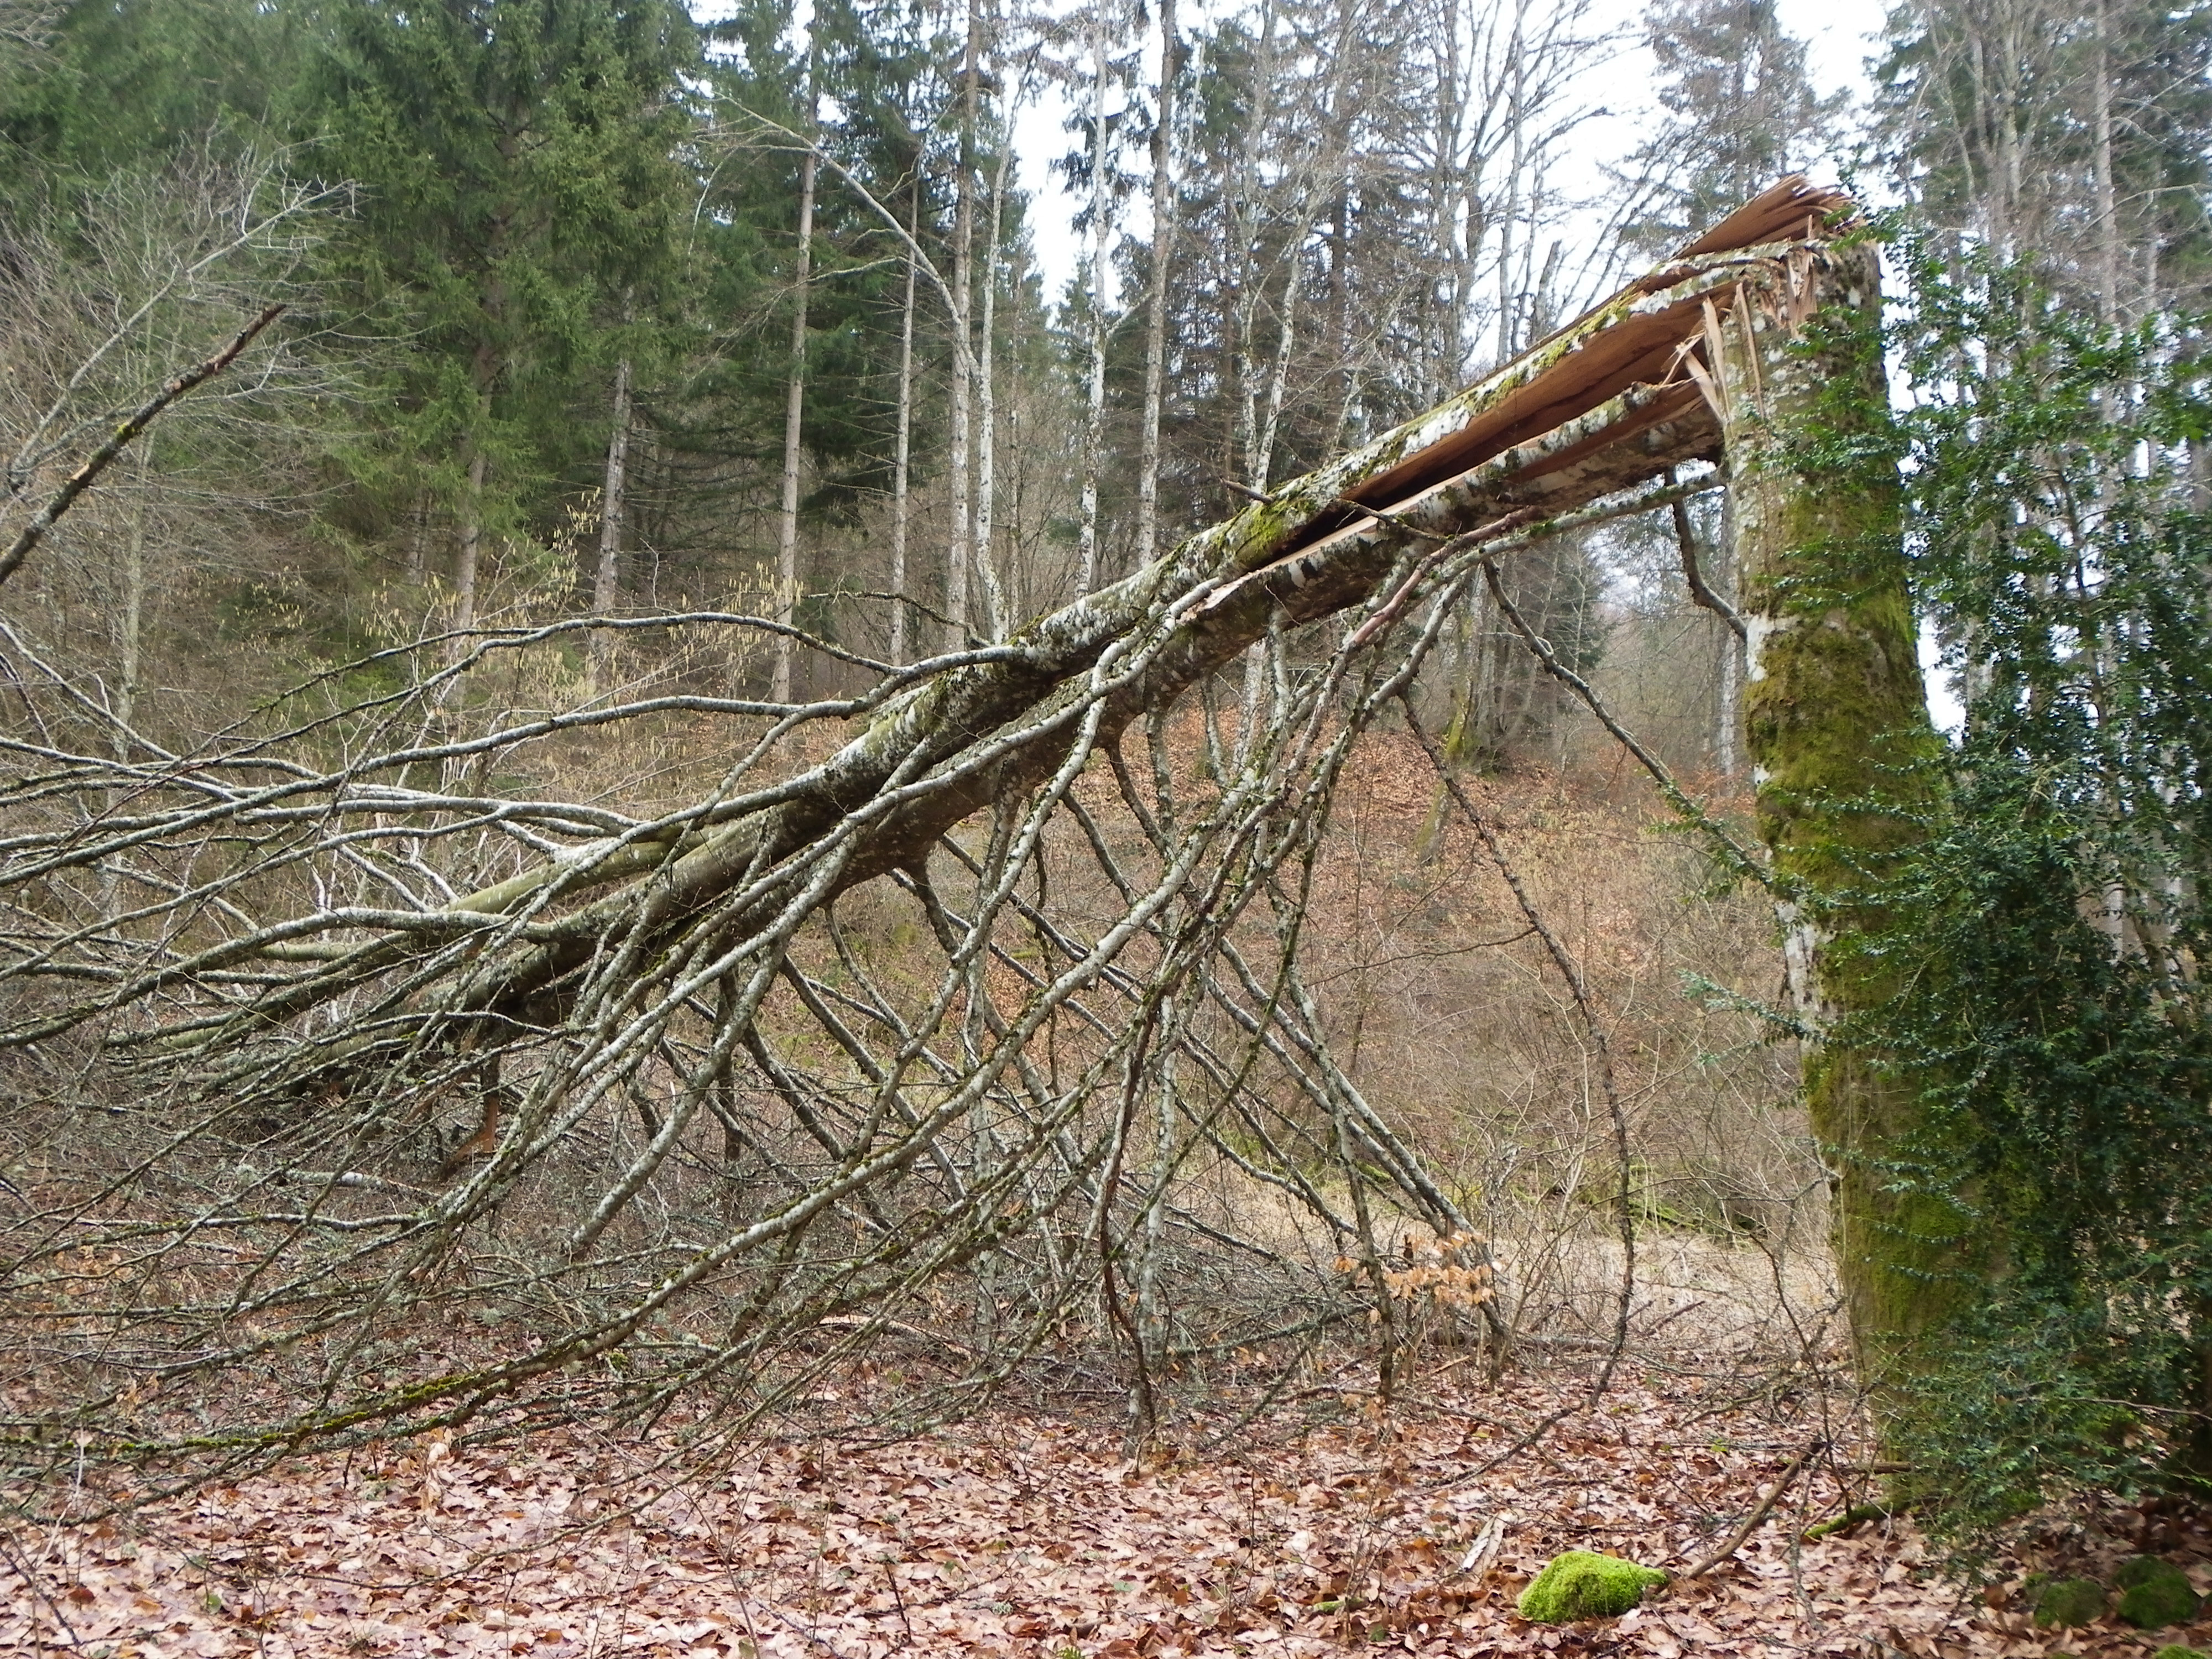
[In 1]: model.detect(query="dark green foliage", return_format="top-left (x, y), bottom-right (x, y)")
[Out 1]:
top-left (0, 0), bottom-right (978, 655)
top-left (0, 0), bottom-right (298, 191)
top-left (2117, 1559), bottom-right (2201, 1630)
top-left (304, 0), bottom-right (701, 527)
top-left (2031, 1577), bottom-right (2109, 1630)
top-left (1846, 236), bottom-right (2212, 1540)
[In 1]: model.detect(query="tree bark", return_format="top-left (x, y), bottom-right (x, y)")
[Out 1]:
top-left (890, 186), bottom-right (919, 665)
top-left (974, 119), bottom-right (1013, 639)
top-left (1229, 0), bottom-right (1279, 495)
top-left (946, 0), bottom-right (982, 650)
top-left (1133, 0), bottom-right (1177, 571)
top-left (1077, 2), bottom-right (1113, 596)
top-left (452, 432), bottom-right (488, 661)
top-left (1718, 243), bottom-right (1966, 1442)
top-left (1495, 5), bottom-right (1526, 362)
top-left (113, 444), bottom-right (149, 759)
top-left (591, 352), bottom-right (633, 693)
top-left (2094, 0), bottom-right (2120, 324)
top-left (405, 484), bottom-right (429, 585)
top-left (773, 62), bottom-right (820, 707)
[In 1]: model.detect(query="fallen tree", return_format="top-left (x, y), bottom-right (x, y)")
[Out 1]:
top-left (0, 179), bottom-right (1923, 1496)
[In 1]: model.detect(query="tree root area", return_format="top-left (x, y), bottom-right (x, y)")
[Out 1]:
top-left (5, 1369), bottom-right (2203, 1657)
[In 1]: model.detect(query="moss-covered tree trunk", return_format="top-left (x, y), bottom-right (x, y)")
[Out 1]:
top-left (1718, 244), bottom-right (1972, 1440)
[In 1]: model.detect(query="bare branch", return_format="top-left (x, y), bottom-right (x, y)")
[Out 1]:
top-left (0, 304), bottom-right (285, 589)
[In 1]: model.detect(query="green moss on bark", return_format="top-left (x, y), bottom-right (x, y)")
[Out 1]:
top-left (1722, 246), bottom-right (1980, 1452)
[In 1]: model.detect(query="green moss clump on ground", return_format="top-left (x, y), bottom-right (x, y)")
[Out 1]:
top-left (2031, 1577), bottom-right (2109, 1629)
top-left (2116, 1557), bottom-right (2200, 1629)
top-left (2152, 1645), bottom-right (2207, 1659)
top-left (1515, 1551), bottom-right (1668, 1623)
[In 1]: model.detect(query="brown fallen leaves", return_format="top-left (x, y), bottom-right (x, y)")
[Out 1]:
top-left (5, 1370), bottom-right (2208, 1658)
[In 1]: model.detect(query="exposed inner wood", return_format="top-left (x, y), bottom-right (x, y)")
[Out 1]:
top-left (1273, 176), bottom-right (1845, 556)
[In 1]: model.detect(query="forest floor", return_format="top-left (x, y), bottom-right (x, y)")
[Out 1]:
top-left (7, 1365), bottom-right (2206, 1659)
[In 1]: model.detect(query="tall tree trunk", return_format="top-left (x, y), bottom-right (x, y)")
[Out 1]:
top-left (974, 123), bottom-right (1014, 639)
top-left (1328, 182), bottom-right (1351, 444)
top-left (1719, 245), bottom-right (1965, 1446)
top-left (113, 445), bottom-right (149, 760)
top-left (774, 65), bottom-right (820, 707)
top-left (97, 445), bottom-right (153, 921)
top-left (405, 484), bottom-right (429, 585)
top-left (591, 352), bottom-right (633, 694)
top-left (890, 186), bottom-right (919, 667)
top-left (1134, 0), bottom-right (1177, 570)
top-left (1715, 604), bottom-right (1739, 779)
top-left (946, 0), bottom-right (982, 651)
top-left (1494, 0), bottom-right (1527, 361)
top-left (1229, 0), bottom-right (1279, 493)
top-left (453, 273), bottom-right (504, 667)
top-left (452, 432), bottom-right (488, 663)
top-left (1253, 274), bottom-right (1299, 493)
top-left (1077, 3), bottom-right (1112, 597)
top-left (2093, 0), bottom-right (2120, 324)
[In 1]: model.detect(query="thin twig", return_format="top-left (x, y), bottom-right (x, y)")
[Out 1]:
top-left (1680, 1441), bottom-right (1822, 1577)
top-left (0, 304), bottom-right (285, 588)
top-left (1667, 467), bottom-right (1747, 641)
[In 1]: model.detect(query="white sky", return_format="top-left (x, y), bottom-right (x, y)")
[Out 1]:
top-left (1008, 0), bottom-right (1896, 300)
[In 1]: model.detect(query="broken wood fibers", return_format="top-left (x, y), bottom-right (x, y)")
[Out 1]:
top-left (1284, 175), bottom-right (1855, 560)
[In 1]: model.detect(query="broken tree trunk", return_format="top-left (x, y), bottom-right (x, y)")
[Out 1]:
top-left (4, 181), bottom-right (1864, 1064)
top-left (1714, 235), bottom-right (1971, 1445)
top-left (0, 179), bottom-right (1916, 1473)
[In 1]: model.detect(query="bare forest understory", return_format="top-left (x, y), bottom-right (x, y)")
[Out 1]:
top-left (5, 753), bottom-right (2200, 1659)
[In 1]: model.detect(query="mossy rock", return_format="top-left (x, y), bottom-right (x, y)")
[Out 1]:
top-left (2030, 1576), bottom-right (2108, 1629)
top-left (2153, 1645), bottom-right (2208, 1659)
top-left (2116, 1556), bottom-right (2200, 1629)
top-left (2120, 1556), bottom-right (2185, 1590)
top-left (1515, 1551), bottom-right (1668, 1623)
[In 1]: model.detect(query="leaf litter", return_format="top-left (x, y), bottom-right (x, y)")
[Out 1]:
top-left (6, 1368), bottom-right (2208, 1658)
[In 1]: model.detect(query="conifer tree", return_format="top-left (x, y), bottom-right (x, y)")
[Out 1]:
top-left (1618, 0), bottom-right (1838, 255)
top-left (302, 0), bottom-right (698, 620)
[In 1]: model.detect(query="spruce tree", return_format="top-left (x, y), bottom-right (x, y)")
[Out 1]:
top-left (300, 0), bottom-right (699, 605)
top-left (1618, 0), bottom-right (1838, 255)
